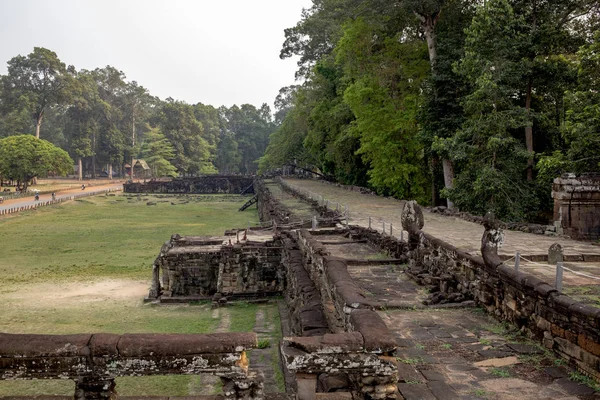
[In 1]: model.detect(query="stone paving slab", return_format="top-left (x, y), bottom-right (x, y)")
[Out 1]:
top-left (285, 178), bottom-right (600, 256)
top-left (381, 309), bottom-right (599, 400)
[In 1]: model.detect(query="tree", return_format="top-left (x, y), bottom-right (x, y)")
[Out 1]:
top-left (140, 127), bottom-right (178, 177)
top-left (337, 17), bottom-right (431, 201)
top-left (156, 99), bottom-right (216, 175)
top-left (0, 47), bottom-right (75, 139)
top-left (0, 135), bottom-right (73, 190)
top-left (562, 33), bottom-right (600, 172)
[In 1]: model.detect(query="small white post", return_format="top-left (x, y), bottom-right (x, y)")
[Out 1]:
top-left (556, 261), bottom-right (564, 292)
top-left (368, 216), bottom-right (372, 229)
top-left (390, 223), bottom-right (393, 236)
top-left (345, 216), bottom-right (349, 229)
top-left (400, 230), bottom-right (404, 241)
top-left (515, 252), bottom-right (520, 272)
top-left (312, 215), bottom-right (317, 230)
top-left (383, 221), bottom-right (386, 235)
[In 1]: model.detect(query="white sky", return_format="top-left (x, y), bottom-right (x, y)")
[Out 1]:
top-left (0, 0), bottom-right (312, 109)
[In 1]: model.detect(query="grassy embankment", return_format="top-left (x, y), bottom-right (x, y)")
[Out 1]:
top-left (0, 194), bottom-right (283, 396)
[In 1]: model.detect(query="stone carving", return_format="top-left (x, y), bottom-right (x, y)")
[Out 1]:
top-left (548, 242), bottom-right (564, 265)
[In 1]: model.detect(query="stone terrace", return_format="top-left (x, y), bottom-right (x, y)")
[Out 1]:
top-left (283, 178), bottom-right (600, 291)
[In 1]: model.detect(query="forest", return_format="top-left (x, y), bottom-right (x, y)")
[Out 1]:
top-left (259, 0), bottom-right (600, 222)
top-left (0, 48), bottom-right (276, 180)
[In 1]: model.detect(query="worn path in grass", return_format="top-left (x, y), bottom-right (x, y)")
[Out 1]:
top-left (284, 178), bottom-right (600, 292)
top-left (0, 182), bottom-right (123, 212)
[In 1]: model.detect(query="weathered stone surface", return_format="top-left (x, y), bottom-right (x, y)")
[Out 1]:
top-left (0, 333), bottom-right (92, 357)
top-left (553, 173), bottom-right (600, 240)
top-left (548, 243), bottom-right (564, 265)
top-left (284, 333), bottom-right (364, 354)
top-left (118, 333), bottom-right (257, 356)
top-left (350, 310), bottom-right (397, 353)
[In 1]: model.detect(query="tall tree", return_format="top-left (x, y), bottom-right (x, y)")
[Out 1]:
top-left (0, 47), bottom-right (75, 138)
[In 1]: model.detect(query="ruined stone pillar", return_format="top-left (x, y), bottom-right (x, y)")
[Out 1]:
top-left (148, 262), bottom-right (160, 299)
top-left (74, 377), bottom-right (117, 400)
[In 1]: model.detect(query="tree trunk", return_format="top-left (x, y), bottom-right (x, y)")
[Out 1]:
top-left (91, 133), bottom-right (96, 179)
top-left (78, 157), bottom-right (83, 181)
top-left (442, 159), bottom-right (454, 209)
top-left (418, 10), bottom-right (454, 208)
top-left (525, 78), bottom-right (534, 181)
top-left (35, 113), bottom-right (43, 139)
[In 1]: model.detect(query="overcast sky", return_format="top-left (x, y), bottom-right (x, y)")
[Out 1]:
top-left (0, 0), bottom-right (312, 109)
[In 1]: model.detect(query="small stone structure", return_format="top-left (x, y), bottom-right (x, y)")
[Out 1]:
top-left (553, 173), bottom-right (600, 240)
top-left (149, 233), bottom-right (284, 301)
top-left (124, 176), bottom-right (255, 194)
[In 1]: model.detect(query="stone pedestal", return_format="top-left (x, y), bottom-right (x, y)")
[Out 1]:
top-left (552, 173), bottom-right (600, 240)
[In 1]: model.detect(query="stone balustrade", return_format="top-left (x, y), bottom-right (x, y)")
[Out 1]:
top-left (0, 332), bottom-right (261, 399)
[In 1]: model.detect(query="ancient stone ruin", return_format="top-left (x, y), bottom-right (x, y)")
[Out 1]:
top-left (553, 173), bottom-right (600, 240)
top-left (124, 175), bottom-right (255, 195)
top-left (3, 175), bottom-right (600, 399)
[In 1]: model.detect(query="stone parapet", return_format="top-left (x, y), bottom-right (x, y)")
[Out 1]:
top-left (0, 332), bottom-right (261, 399)
top-left (124, 176), bottom-right (255, 194)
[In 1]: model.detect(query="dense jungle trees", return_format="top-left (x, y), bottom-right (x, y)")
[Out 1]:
top-left (0, 49), bottom-right (276, 180)
top-left (261, 0), bottom-right (600, 222)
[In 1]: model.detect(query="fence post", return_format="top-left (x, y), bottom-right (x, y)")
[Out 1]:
top-left (556, 261), bottom-right (564, 292)
top-left (345, 216), bottom-right (349, 229)
top-left (515, 252), bottom-right (520, 272)
top-left (368, 216), bottom-right (372, 229)
top-left (382, 221), bottom-right (386, 235)
top-left (312, 216), bottom-right (317, 230)
top-left (390, 223), bottom-right (393, 236)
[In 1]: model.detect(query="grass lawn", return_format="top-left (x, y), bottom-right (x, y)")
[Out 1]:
top-left (0, 193), bottom-right (282, 396)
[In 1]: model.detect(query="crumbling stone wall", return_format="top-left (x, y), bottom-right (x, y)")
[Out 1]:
top-left (280, 229), bottom-right (399, 399)
top-left (553, 173), bottom-right (600, 240)
top-left (0, 332), bottom-right (261, 399)
top-left (255, 179), bottom-right (340, 226)
top-left (124, 176), bottom-right (255, 194)
top-left (150, 234), bottom-right (284, 300)
top-left (400, 201), bottom-right (600, 380)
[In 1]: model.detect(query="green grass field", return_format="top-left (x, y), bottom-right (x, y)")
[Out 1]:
top-left (0, 193), bottom-right (282, 396)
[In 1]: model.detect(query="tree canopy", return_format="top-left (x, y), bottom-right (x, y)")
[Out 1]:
top-left (0, 135), bottom-right (73, 190)
top-left (260, 0), bottom-right (600, 222)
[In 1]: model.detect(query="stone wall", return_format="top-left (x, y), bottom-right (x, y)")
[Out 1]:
top-left (124, 176), bottom-right (255, 194)
top-left (397, 201), bottom-right (600, 380)
top-left (150, 234), bottom-right (284, 300)
top-left (280, 229), bottom-right (399, 399)
top-left (0, 332), bottom-right (261, 399)
top-left (255, 179), bottom-right (339, 227)
top-left (553, 173), bottom-right (600, 240)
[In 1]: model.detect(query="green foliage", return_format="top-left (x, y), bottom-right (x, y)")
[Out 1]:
top-left (562, 34), bottom-right (600, 172)
top-left (338, 18), bottom-right (430, 200)
top-left (140, 127), bottom-right (178, 177)
top-left (0, 135), bottom-right (73, 189)
top-left (0, 47), bottom-right (76, 138)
